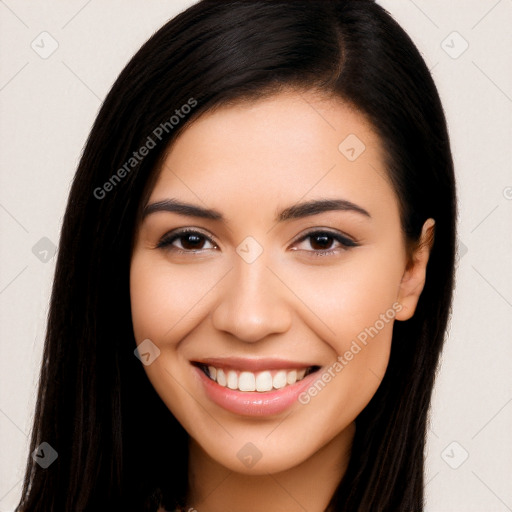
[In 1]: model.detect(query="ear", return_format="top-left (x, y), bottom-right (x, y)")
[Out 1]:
top-left (395, 218), bottom-right (435, 321)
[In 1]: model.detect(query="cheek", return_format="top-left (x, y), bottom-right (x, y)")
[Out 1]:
top-left (130, 254), bottom-right (232, 351)
top-left (277, 248), bottom-right (404, 417)
top-left (129, 256), bottom-right (215, 425)
top-left (292, 274), bottom-right (399, 433)
top-left (279, 248), bottom-right (405, 350)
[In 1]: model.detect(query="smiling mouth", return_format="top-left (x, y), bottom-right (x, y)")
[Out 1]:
top-left (194, 363), bottom-right (321, 393)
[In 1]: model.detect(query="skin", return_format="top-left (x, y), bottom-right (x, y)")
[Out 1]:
top-left (130, 89), bottom-right (435, 512)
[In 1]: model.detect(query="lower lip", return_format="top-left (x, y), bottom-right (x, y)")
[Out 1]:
top-left (194, 365), bottom-right (320, 416)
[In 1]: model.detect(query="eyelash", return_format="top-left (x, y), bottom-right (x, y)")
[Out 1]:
top-left (156, 228), bottom-right (358, 257)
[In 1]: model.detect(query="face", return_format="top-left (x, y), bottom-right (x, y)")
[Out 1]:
top-left (130, 90), bottom-right (433, 475)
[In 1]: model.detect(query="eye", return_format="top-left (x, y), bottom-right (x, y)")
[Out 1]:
top-left (156, 228), bottom-right (358, 257)
top-left (291, 229), bottom-right (358, 256)
top-left (156, 228), bottom-right (218, 253)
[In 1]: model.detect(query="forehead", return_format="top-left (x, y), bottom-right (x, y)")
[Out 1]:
top-left (148, 90), bottom-right (398, 221)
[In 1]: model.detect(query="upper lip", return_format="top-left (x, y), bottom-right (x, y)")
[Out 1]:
top-left (192, 357), bottom-right (318, 372)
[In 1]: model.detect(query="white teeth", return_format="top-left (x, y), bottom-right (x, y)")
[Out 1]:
top-left (216, 368), bottom-right (227, 387)
top-left (255, 371), bottom-right (273, 392)
top-left (239, 371), bottom-right (256, 392)
top-left (286, 370), bottom-right (297, 385)
top-left (227, 370), bottom-right (238, 389)
top-left (204, 365), bottom-right (312, 392)
top-left (273, 370), bottom-right (287, 389)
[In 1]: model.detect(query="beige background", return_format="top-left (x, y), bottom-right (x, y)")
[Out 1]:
top-left (1, 1), bottom-right (511, 510)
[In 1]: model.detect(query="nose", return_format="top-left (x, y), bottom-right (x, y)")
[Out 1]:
top-left (211, 252), bottom-right (293, 343)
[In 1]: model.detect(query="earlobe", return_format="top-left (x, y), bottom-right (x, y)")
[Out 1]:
top-left (395, 218), bottom-right (436, 321)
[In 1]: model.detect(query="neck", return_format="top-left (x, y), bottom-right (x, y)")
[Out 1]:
top-left (185, 422), bottom-right (355, 512)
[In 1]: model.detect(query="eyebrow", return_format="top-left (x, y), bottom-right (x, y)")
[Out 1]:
top-left (142, 197), bottom-right (371, 222)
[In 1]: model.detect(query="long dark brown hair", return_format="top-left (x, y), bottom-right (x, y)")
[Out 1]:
top-left (16, 1), bottom-right (457, 510)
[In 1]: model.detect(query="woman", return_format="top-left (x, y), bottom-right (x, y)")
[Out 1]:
top-left (16, 1), bottom-right (457, 511)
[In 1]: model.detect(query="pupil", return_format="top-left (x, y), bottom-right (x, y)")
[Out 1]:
top-left (311, 234), bottom-right (332, 250)
top-left (182, 234), bottom-right (203, 250)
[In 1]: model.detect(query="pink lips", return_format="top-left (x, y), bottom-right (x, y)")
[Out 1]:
top-left (192, 358), bottom-right (320, 417)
